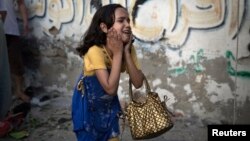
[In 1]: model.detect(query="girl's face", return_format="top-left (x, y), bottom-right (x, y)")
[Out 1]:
top-left (112, 7), bottom-right (131, 44)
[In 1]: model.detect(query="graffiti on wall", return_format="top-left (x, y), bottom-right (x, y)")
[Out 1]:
top-left (226, 50), bottom-right (250, 78)
top-left (168, 49), bottom-right (206, 76)
top-left (24, 0), bottom-right (246, 48)
top-left (131, 0), bottom-right (246, 48)
top-left (168, 49), bottom-right (250, 78)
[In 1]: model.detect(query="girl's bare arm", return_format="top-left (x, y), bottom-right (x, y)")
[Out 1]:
top-left (124, 37), bottom-right (144, 89)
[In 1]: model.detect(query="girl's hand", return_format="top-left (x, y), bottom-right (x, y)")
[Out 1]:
top-left (106, 28), bottom-right (123, 55)
top-left (124, 34), bottom-right (133, 53)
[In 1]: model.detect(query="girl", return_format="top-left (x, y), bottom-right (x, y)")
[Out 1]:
top-left (72, 3), bottom-right (144, 141)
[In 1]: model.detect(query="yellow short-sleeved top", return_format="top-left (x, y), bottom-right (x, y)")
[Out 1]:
top-left (83, 45), bottom-right (140, 76)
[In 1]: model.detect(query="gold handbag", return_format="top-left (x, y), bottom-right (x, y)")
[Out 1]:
top-left (125, 76), bottom-right (174, 140)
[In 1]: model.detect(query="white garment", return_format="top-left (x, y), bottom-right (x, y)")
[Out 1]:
top-left (3, 0), bottom-right (20, 36)
top-left (0, 0), bottom-right (7, 21)
top-left (0, 0), bottom-right (6, 10)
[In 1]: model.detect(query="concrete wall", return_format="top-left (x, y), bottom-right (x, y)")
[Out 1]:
top-left (20, 0), bottom-right (250, 124)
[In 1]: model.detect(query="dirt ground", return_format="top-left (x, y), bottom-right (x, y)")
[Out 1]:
top-left (0, 93), bottom-right (207, 141)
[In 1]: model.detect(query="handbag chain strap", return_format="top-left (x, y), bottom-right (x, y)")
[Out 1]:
top-left (128, 74), bottom-right (151, 102)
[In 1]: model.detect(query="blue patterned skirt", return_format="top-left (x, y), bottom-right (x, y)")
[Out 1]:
top-left (71, 73), bottom-right (121, 141)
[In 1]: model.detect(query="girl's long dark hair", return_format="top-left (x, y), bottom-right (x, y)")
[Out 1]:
top-left (76, 4), bottom-right (124, 57)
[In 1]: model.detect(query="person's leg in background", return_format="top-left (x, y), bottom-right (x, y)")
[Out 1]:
top-left (6, 34), bottom-right (30, 103)
top-left (0, 18), bottom-right (12, 120)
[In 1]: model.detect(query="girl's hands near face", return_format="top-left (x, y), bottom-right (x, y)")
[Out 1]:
top-left (106, 28), bottom-right (123, 55)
